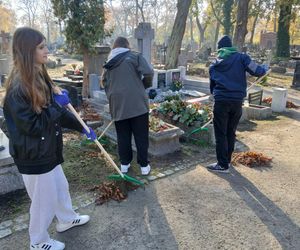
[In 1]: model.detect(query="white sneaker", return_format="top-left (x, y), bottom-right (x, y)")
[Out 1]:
top-left (56, 214), bottom-right (90, 233)
top-left (121, 163), bottom-right (130, 173)
top-left (30, 239), bottom-right (65, 250)
top-left (140, 165), bottom-right (151, 176)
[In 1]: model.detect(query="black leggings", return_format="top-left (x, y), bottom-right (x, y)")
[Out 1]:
top-left (114, 113), bottom-right (149, 167)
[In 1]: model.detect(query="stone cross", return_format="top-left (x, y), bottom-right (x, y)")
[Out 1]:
top-left (134, 22), bottom-right (155, 64)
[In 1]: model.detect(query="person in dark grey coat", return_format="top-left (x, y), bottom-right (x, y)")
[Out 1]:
top-left (102, 37), bottom-right (154, 175)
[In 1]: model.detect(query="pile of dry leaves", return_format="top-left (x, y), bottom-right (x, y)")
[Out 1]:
top-left (262, 97), bottom-right (299, 109)
top-left (90, 180), bottom-right (140, 205)
top-left (232, 151), bottom-right (272, 168)
top-left (79, 102), bottom-right (101, 121)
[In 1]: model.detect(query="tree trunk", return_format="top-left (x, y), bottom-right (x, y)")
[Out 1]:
top-left (276, 4), bottom-right (292, 58)
top-left (135, 0), bottom-right (139, 27)
top-left (189, 14), bottom-right (194, 45)
top-left (165, 0), bottom-right (192, 69)
top-left (250, 14), bottom-right (258, 45)
top-left (273, 11), bottom-right (277, 32)
top-left (82, 49), bottom-right (89, 98)
top-left (195, 16), bottom-right (206, 48)
top-left (233, 0), bottom-right (250, 50)
top-left (213, 22), bottom-right (220, 51)
top-left (223, 0), bottom-right (234, 35)
top-left (46, 22), bottom-right (51, 45)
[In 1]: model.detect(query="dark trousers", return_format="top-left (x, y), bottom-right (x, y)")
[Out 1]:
top-left (114, 113), bottom-right (149, 167)
top-left (213, 100), bottom-right (243, 169)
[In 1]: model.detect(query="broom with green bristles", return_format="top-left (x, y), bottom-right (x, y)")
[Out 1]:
top-left (54, 87), bottom-right (144, 186)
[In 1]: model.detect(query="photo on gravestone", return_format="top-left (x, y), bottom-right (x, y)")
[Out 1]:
top-left (158, 72), bottom-right (166, 89)
top-left (172, 71), bottom-right (180, 81)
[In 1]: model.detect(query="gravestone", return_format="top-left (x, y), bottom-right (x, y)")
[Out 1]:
top-left (178, 66), bottom-right (186, 80)
top-left (292, 57), bottom-right (300, 88)
top-left (89, 74), bottom-right (101, 98)
top-left (178, 48), bottom-right (188, 67)
top-left (0, 128), bottom-right (24, 195)
top-left (134, 22), bottom-right (155, 64)
top-left (271, 88), bottom-right (287, 112)
top-left (166, 69), bottom-right (181, 86)
top-left (87, 46), bottom-right (111, 76)
top-left (152, 70), bottom-right (167, 89)
top-left (260, 31), bottom-right (277, 50)
top-left (157, 70), bottom-right (167, 89)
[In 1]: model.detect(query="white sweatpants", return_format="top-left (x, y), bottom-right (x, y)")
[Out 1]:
top-left (22, 164), bottom-right (77, 245)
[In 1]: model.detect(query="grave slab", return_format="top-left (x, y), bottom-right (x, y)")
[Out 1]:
top-left (0, 129), bottom-right (24, 195)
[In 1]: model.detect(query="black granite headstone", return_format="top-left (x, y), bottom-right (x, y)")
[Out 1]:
top-left (158, 72), bottom-right (166, 89)
top-left (59, 84), bottom-right (81, 107)
top-left (292, 60), bottom-right (300, 87)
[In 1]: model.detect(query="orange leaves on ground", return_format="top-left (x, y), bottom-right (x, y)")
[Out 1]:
top-left (90, 181), bottom-right (127, 205)
top-left (80, 101), bottom-right (101, 121)
top-left (286, 101), bottom-right (299, 109)
top-left (90, 180), bottom-right (140, 205)
top-left (262, 97), bottom-right (299, 108)
top-left (232, 151), bottom-right (272, 168)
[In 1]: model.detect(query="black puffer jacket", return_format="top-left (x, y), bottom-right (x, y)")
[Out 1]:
top-left (3, 83), bottom-right (83, 175)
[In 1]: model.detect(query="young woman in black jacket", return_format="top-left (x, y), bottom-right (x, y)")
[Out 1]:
top-left (3, 27), bottom-right (96, 250)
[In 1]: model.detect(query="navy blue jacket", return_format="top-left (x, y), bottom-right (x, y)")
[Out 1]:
top-left (209, 52), bottom-right (267, 101)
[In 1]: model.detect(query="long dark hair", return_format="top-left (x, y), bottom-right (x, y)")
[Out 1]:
top-left (4, 27), bottom-right (54, 113)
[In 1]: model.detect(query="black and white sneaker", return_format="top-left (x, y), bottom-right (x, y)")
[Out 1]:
top-left (30, 239), bottom-right (65, 250)
top-left (207, 163), bottom-right (229, 173)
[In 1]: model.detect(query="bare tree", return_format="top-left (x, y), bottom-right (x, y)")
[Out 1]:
top-left (165, 0), bottom-right (192, 69)
top-left (17, 0), bottom-right (39, 27)
top-left (192, 0), bottom-right (210, 48)
top-left (40, 0), bottom-right (53, 45)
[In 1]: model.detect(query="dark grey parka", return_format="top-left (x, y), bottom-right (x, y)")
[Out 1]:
top-left (102, 51), bottom-right (154, 121)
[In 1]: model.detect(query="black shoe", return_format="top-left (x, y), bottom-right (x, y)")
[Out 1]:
top-left (207, 163), bottom-right (229, 173)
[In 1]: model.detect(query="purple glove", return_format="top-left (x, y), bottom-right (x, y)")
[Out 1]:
top-left (261, 64), bottom-right (269, 72)
top-left (61, 89), bottom-right (69, 95)
top-left (53, 91), bottom-right (70, 106)
top-left (83, 127), bottom-right (97, 141)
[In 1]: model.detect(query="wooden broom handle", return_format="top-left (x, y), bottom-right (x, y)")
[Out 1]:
top-left (247, 69), bottom-right (271, 91)
top-left (54, 87), bottom-right (124, 177)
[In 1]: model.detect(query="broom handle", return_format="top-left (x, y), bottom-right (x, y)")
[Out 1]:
top-left (53, 87), bottom-right (124, 177)
top-left (66, 104), bottom-right (124, 177)
top-left (98, 120), bottom-right (114, 140)
top-left (247, 69), bottom-right (271, 91)
top-left (200, 70), bottom-right (271, 130)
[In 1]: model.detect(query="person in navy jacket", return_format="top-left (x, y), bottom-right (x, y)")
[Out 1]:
top-left (207, 35), bottom-right (268, 173)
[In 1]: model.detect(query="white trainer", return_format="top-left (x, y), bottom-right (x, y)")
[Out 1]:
top-left (121, 163), bottom-right (130, 173)
top-left (56, 214), bottom-right (90, 233)
top-left (140, 165), bottom-right (151, 176)
top-left (30, 239), bottom-right (65, 250)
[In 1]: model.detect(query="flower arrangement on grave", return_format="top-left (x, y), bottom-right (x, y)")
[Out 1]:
top-left (149, 115), bottom-right (172, 132)
top-left (170, 79), bottom-right (183, 92)
top-left (71, 63), bottom-right (77, 70)
top-left (155, 99), bottom-right (211, 126)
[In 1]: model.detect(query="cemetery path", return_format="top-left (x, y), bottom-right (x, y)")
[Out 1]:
top-left (1, 109), bottom-right (300, 249)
